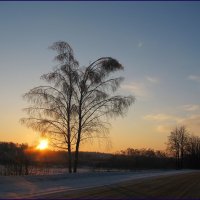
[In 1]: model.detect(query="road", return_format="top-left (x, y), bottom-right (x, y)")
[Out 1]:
top-left (0, 169), bottom-right (195, 199)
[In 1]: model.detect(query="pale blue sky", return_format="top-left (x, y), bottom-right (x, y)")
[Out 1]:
top-left (0, 2), bottom-right (200, 152)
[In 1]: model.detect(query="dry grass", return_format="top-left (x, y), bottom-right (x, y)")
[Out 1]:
top-left (37, 171), bottom-right (200, 199)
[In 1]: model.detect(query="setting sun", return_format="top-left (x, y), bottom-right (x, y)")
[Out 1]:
top-left (36, 139), bottom-right (48, 150)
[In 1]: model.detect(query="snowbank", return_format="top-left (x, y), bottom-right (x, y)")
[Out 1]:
top-left (0, 169), bottom-right (195, 198)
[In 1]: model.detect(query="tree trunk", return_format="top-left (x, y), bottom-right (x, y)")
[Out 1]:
top-left (73, 96), bottom-right (82, 173)
top-left (176, 152), bottom-right (180, 169)
top-left (67, 137), bottom-right (72, 173)
top-left (25, 161), bottom-right (29, 175)
top-left (73, 134), bottom-right (80, 173)
top-left (73, 116), bottom-right (81, 173)
top-left (67, 86), bottom-right (72, 173)
top-left (180, 148), bottom-right (183, 169)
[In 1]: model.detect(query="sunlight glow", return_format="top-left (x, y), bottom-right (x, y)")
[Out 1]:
top-left (36, 139), bottom-right (48, 150)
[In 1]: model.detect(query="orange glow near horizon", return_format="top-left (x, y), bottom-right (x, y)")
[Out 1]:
top-left (36, 139), bottom-right (48, 150)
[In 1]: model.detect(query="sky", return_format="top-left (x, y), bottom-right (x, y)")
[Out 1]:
top-left (0, 2), bottom-right (200, 152)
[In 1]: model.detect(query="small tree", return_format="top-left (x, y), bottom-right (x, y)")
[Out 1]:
top-left (167, 126), bottom-right (189, 169)
top-left (186, 135), bottom-right (200, 169)
top-left (21, 41), bottom-right (134, 173)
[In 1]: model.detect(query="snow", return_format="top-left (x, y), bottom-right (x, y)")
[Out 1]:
top-left (0, 169), bottom-right (195, 198)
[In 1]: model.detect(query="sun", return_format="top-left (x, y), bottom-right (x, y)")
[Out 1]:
top-left (36, 139), bottom-right (48, 150)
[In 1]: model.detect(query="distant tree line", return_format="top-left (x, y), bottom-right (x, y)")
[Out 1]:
top-left (0, 142), bottom-right (72, 176)
top-left (1, 125), bottom-right (200, 176)
top-left (94, 148), bottom-right (174, 170)
top-left (95, 126), bottom-right (200, 170)
top-left (0, 142), bottom-right (29, 175)
top-left (0, 142), bottom-right (111, 175)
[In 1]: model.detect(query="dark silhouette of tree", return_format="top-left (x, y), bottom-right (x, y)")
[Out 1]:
top-left (21, 41), bottom-right (134, 173)
top-left (186, 135), bottom-right (200, 169)
top-left (167, 126), bottom-right (189, 169)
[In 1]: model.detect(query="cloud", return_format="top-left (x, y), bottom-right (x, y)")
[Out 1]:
top-left (144, 114), bottom-right (170, 121)
top-left (181, 104), bottom-right (200, 112)
top-left (146, 76), bottom-right (159, 84)
top-left (180, 115), bottom-right (200, 135)
top-left (122, 75), bottom-right (159, 98)
top-left (188, 75), bottom-right (200, 82)
top-left (152, 114), bottom-right (200, 135)
top-left (143, 113), bottom-right (182, 123)
top-left (144, 104), bottom-right (200, 135)
top-left (121, 82), bottom-right (147, 98)
top-left (156, 125), bottom-right (172, 133)
top-left (144, 113), bottom-right (180, 134)
top-left (138, 41), bottom-right (143, 48)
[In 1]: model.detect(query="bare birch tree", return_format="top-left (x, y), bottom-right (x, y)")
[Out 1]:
top-left (21, 41), bottom-right (134, 173)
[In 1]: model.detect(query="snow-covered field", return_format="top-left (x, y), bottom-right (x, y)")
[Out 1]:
top-left (0, 169), bottom-right (195, 198)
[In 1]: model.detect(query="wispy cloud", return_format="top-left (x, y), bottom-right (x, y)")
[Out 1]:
top-left (143, 113), bottom-right (182, 123)
top-left (188, 75), bottom-right (200, 82)
top-left (146, 76), bottom-right (159, 84)
top-left (144, 113), bottom-right (180, 134)
top-left (156, 125), bottom-right (172, 133)
top-left (138, 41), bottom-right (143, 48)
top-left (181, 104), bottom-right (200, 112)
top-left (179, 115), bottom-right (200, 135)
top-left (122, 82), bottom-right (147, 98)
top-left (144, 102), bottom-right (200, 134)
top-left (152, 113), bottom-right (200, 135)
top-left (122, 76), bottom-right (159, 100)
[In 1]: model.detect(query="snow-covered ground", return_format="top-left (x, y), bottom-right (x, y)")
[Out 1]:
top-left (0, 169), bottom-right (195, 198)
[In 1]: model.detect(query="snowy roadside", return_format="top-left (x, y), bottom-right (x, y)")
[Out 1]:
top-left (0, 169), bottom-right (195, 198)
